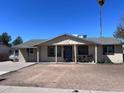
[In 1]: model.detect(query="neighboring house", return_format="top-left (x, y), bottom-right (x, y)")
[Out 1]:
top-left (14, 34), bottom-right (123, 64)
top-left (0, 42), bottom-right (11, 61)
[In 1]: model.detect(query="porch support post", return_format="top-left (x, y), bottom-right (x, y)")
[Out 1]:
top-left (61, 46), bottom-right (64, 61)
top-left (95, 45), bottom-right (98, 63)
top-left (37, 47), bottom-right (40, 62)
top-left (74, 44), bottom-right (77, 63)
top-left (55, 45), bottom-right (57, 63)
top-left (13, 49), bottom-right (16, 62)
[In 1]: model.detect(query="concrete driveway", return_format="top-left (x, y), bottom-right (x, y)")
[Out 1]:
top-left (1, 64), bottom-right (124, 91)
top-left (0, 61), bottom-right (35, 75)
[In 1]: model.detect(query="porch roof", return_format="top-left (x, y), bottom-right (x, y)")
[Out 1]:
top-left (13, 34), bottom-right (122, 48)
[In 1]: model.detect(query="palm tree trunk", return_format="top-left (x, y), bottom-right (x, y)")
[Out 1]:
top-left (99, 5), bottom-right (103, 38)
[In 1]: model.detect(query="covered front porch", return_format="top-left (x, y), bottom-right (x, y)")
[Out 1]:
top-left (36, 44), bottom-right (98, 63)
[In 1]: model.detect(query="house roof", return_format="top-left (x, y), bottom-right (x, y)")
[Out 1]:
top-left (14, 34), bottom-right (122, 48)
top-left (85, 38), bottom-right (122, 45)
top-left (13, 39), bottom-right (47, 48)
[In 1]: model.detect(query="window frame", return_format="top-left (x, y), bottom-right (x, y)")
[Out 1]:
top-left (27, 48), bottom-right (34, 56)
top-left (47, 46), bottom-right (62, 57)
top-left (48, 46), bottom-right (55, 57)
top-left (78, 45), bottom-right (89, 55)
top-left (103, 45), bottom-right (114, 55)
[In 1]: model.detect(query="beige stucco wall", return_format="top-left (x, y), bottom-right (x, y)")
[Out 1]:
top-left (97, 45), bottom-right (123, 63)
top-left (18, 45), bottom-right (123, 63)
top-left (88, 45), bottom-right (95, 60)
top-left (39, 45), bottom-right (95, 62)
top-left (19, 49), bottom-right (25, 62)
top-left (19, 48), bottom-right (37, 62)
top-left (39, 45), bottom-right (64, 62)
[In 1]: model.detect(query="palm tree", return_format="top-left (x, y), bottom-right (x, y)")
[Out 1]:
top-left (98, 0), bottom-right (104, 6)
top-left (98, 0), bottom-right (105, 37)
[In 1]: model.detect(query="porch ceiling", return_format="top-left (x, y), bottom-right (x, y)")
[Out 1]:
top-left (53, 39), bottom-right (86, 45)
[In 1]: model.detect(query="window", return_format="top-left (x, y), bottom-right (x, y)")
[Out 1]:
top-left (103, 45), bottom-right (114, 55)
top-left (78, 45), bottom-right (88, 55)
top-left (15, 50), bottom-right (19, 56)
top-left (48, 46), bottom-right (55, 57)
top-left (48, 46), bottom-right (62, 57)
top-left (27, 48), bottom-right (34, 56)
top-left (57, 46), bottom-right (62, 57)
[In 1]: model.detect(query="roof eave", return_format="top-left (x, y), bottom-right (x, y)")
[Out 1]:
top-left (13, 46), bottom-right (37, 49)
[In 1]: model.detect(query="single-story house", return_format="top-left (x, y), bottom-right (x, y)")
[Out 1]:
top-left (14, 34), bottom-right (123, 64)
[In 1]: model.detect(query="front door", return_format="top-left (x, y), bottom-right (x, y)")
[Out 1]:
top-left (63, 46), bottom-right (72, 62)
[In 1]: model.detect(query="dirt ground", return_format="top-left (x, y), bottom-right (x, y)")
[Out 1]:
top-left (0, 64), bottom-right (124, 91)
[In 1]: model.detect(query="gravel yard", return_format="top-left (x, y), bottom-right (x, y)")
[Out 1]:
top-left (0, 64), bottom-right (124, 91)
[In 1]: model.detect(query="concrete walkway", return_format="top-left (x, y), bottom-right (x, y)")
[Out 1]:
top-left (0, 61), bottom-right (35, 75)
top-left (0, 86), bottom-right (123, 93)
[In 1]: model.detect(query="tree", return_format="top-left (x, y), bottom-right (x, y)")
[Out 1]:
top-left (0, 32), bottom-right (12, 46)
top-left (113, 15), bottom-right (124, 40)
top-left (113, 25), bottom-right (124, 39)
top-left (12, 36), bottom-right (23, 45)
